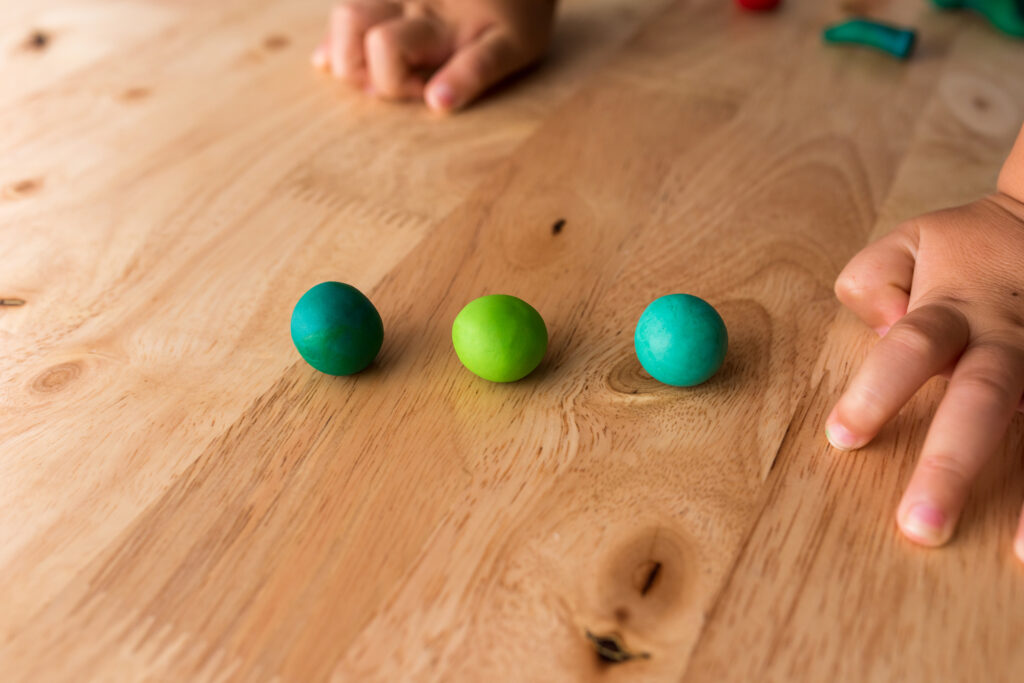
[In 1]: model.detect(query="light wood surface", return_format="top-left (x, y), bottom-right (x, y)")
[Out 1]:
top-left (2, 0), bottom-right (1023, 680)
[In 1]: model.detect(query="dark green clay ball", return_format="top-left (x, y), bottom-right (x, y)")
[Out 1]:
top-left (290, 282), bottom-right (383, 376)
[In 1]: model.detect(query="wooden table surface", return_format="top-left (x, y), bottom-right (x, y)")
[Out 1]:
top-left (3, 0), bottom-right (1024, 680)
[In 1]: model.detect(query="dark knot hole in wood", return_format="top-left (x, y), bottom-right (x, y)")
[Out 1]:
top-left (585, 630), bottom-right (651, 665)
top-left (600, 526), bottom-right (692, 632)
top-left (639, 561), bottom-right (662, 595)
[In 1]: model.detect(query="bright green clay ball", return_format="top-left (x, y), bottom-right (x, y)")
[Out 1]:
top-left (452, 294), bottom-right (548, 382)
top-left (290, 281), bottom-right (383, 376)
top-left (634, 293), bottom-right (728, 387)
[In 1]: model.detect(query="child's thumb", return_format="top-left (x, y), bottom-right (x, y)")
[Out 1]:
top-left (834, 221), bottom-right (918, 336)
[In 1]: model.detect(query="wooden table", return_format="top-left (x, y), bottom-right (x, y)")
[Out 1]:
top-left (3, 0), bottom-right (1023, 680)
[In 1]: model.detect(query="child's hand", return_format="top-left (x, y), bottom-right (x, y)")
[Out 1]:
top-left (827, 134), bottom-right (1024, 561)
top-left (311, 0), bottom-right (556, 113)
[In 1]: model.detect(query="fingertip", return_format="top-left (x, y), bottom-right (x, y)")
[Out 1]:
top-left (311, 45), bottom-right (329, 70)
top-left (824, 411), bottom-right (865, 451)
top-left (898, 501), bottom-right (953, 547)
top-left (1016, 507), bottom-right (1024, 563)
top-left (427, 29), bottom-right (526, 113)
top-left (425, 81), bottom-right (456, 112)
top-left (824, 425), bottom-right (855, 451)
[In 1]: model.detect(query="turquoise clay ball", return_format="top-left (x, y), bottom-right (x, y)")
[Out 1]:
top-left (452, 294), bottom-right (548, 382)
top-left (290, 281), bottom-right (383, 375)
top-left (634, 294), bottom-right (728, 387)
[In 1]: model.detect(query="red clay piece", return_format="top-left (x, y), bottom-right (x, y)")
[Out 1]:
top-left (737, 0), bottom-right (781, 10)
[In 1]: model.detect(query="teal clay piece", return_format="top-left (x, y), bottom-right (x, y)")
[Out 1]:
top-left (634, 294), bottom-right (728, 387)
top-left (823, 18), bottom-right (917, 59)
top-left (932, 0), bottom-right (1024, 38)
top-left (291, 281), bottom-right (384, 375)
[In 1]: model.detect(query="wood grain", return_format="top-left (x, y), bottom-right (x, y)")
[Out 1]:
top-left (2, 0), bottom-right (1023, 681)
top-left (0, 0), bottom-right (669, 647)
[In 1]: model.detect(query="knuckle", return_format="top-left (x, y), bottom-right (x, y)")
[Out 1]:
top-left (922, 301), bottom-right (968, 328)
top-left (886, 318), bottom-right (943, 358)
top-left (467, 38), bottom-right (520, 81)
top-left (466, 47), bottom-right (500, 80)
top-left (955, 367), bottom-right (1018, 407)
top-left (926, 292), bottom-right (967, 307)
top-left (968, 333), bottom-right (1024, 369)
top-left (887, 306), bottom-right (966, 358)
top-left (994, 307), bottom-right (1024, 330)
top-left (971, 333), bottom-right (1024, 358)
top-left (917, 453), bottom-right (972, 489)
top-left (837, 383), bottom-right (888, 427)
top-left (501, 32), bottom-right (537, 60)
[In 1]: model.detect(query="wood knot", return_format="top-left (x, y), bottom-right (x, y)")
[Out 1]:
top-left (24, 30), bottom-right (50, 51)
top-left (635, 560), bottom-right (662, 595)
top-left (32, 362), bottom-right (82, 393)
top-left (3, 178), bottom-right (43, 200)
top-left (263, 34), bottom-right (290, 51)
top-left (599, 526), bottom-right (692, 628)
top-left (606, 355), bottom-right (663, 397)
top-left (585, 630), bottom-right (650, 665)
top-left (939, 75), bottom-right (1017, 137)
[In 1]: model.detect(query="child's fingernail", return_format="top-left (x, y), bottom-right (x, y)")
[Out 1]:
top-left (427, 83), bottom-right (455, 111)
top-left (902, 503), bottom-right (948, 545)
top-left (825, 420), bottom-right (859, 450)
top-left (874, 325), bottom-right (890, 337)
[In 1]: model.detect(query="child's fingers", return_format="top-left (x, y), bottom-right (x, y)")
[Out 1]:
top-left (896, 339), bottom-right (1024, 546)
top-left (365, 17), bottom-right (451, 100)
top-left (834, 223), bottom-right (917, 336)
top-left (825, 303), bottom-right (969, 450)
top-left (311, 39), bottom-right (330, 71)
top-left (330, 0), bottom-right (402, 82)
top-left (1016, 502), bottom-right (1024, 563)
top-left (424, 28), bottom-right (527, 113)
